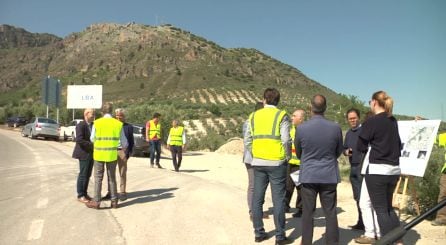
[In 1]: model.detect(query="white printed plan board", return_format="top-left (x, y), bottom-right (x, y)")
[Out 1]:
top-left (398, 120), bottom-right (441, 177)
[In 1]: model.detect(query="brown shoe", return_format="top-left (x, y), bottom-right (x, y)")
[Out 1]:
top-left (111, 200), bottom-right (118, 209)
top-left (85, 200), bottom-right (100, 209)
top-left (119, 192), bottom-right (127, 201)
top-left (354, 235), bottom-right (376, 244)
top-left (78, 196), bottom-right (89, 203)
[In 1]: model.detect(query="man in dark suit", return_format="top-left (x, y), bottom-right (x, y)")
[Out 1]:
top-left (295, 95), bottom-right (343, 245)
top-left (72, 108), bottom-right (95, 203)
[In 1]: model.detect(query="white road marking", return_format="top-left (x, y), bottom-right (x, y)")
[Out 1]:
top-left (36, 197), bottom-right (48, 209)
top-left (27, 219), bottom-right (44, 240)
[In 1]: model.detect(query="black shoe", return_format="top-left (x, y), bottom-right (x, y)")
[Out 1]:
top-left (254, 234), bottom-right (268, 243)
top-left (101, 193), bottom-right (111, 201)
top-left (156, 164), bottom-right (163, 169)
top-left (349, 223), bottom-right (365, 231)
top-left (292, 210), bottom-right (302, 218)
top-left (275, 237), bottom-right (292, 245)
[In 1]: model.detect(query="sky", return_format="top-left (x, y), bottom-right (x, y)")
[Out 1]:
top-left (1, 0), bottom-right (445, 120)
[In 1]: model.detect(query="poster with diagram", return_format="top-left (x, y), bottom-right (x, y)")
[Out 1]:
top-left (398, 120), bottom-right (441, 177)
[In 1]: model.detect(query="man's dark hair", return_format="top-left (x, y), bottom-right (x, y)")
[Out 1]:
top-left (102, 102), bottom-right (113, 115)
top-left (346, 108), bottom-right (360, 119)
top-left (153, 112), bottom-right (161, 119)
top-left (254, 101), bottom-right (264, 111)
top-left (311, 94), bottom-right (327, 114)
top-left (263, 88), bottom-right (280, 106)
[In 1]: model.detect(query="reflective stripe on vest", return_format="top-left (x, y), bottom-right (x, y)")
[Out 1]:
top-left (149, 120), bottom-right (161, 139)
top-left (249, 107), bottom-right (287, 161)
top-left (93, 117), bottom-right (123, 162)
top-left (289, 126), bottom-right (300, 165)
top-left (169, 126), bottom-right (184, 146)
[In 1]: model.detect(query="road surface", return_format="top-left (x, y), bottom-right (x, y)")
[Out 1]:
top-left (0, 127), bottom-right (444, 244)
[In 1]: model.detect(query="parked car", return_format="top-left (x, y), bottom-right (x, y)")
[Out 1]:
top-left (131, 123), bottom-right (149, 157)
top-left (6, 116), bottom-right (28, 128)
top-left (21, 117), bottom-right (60, 141)
top-left (60, 119), bottom-right (83, 141)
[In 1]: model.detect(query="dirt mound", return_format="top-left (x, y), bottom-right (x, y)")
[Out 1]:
top-left (215, 137), bottom-right (243, 155)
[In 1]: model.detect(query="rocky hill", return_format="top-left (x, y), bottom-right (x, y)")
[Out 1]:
top-left (0, 23), bottom-right (369, 149)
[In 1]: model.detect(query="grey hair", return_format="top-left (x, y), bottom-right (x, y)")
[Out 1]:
top-left (115, 108), bottom-right (125, 115)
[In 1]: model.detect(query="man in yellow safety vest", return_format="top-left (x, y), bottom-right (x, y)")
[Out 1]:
top-left (244, 88), bottom-right (292, 244)
top-left (167, 119), bottom-right (186, 172)
top-left (432, 132), bottom-right (446, 226)
top-left (285, 109), bottom-right (305, 218)
top-left (146, 112), bottom-right (163, 168)
top-left (85, 102), bottom-right (128, 209)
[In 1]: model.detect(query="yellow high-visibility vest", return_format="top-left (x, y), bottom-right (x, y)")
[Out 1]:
top-left (249, 107), bottom-right (287, 161)
top-left (439, 133), bottom-right (446, 173)
top-left (148, 120), bottom-right (161, 140)
top-left (93, 117), bottom-right (123, 162)
top-left (169, 126), bottom-right (184, 146)
top-left (289, 126), bottom-right (300, 165)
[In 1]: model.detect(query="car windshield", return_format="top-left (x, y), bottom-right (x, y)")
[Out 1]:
top-left (133, 126), bottom-right (143, 134)
top-left (38, 118), bottom-right (57, 124)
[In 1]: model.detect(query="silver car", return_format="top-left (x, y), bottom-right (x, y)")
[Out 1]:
top-left (21, 117), bottom-right (60, 141)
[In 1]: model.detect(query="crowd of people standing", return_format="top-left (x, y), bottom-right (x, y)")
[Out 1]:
top-left (72, 103), bottom-right (187, 209)
top-left (243, 88), bottom-right (406, 245)
top-left (68, 87), bottom-right (444, 244)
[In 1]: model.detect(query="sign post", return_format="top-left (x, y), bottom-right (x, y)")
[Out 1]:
top-left (41, 76), bottom-right (61, 121)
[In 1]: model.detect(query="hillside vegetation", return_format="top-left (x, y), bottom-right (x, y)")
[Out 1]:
top-left (0, 22), bottom-right (429, 150)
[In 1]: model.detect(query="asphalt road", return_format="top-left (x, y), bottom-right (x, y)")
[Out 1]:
top-left (1, 127), bottom-right (445, 245)
top-left (0, 128), bottom-right (253, 245)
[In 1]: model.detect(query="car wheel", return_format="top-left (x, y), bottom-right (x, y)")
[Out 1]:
top-left (21, 129), bottom-right (27, 137)
top-left (71, 132), bottom-right (76, 142)
top-left (63, 133), bottom-right (68, 141)
top-left (13, 123), bottom-right (18, 128)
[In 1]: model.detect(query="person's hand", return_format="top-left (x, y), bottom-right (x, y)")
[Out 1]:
top-left (344, 148), bottom-right (352, 156)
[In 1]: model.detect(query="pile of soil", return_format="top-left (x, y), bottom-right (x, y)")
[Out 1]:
top-left (215, 137), bottom-right (244, 155)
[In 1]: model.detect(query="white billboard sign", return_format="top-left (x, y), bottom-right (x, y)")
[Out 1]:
top-left (67, 85), bottom-right (102, 109)
top-left (398, 119), bottom-right (441, 177)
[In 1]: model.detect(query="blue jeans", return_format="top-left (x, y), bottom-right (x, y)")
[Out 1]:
top-left (149, 140), bottom-right (161, 165)
top-left (76, 158), bottom-right (93, 198)
top-left (252, 164), bottom-right (287, 240)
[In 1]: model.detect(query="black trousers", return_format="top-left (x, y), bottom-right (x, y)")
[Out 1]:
top-left (365, 174), bottom-right (400, 236)
top-left (301, 183), bottom-right (339, 245)
top-left (285, 164), bottom-right (302, 211)
top-left (350, 163), bottom-right (364, 226)
top-left (170, 145), bottom-right (183, 171)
